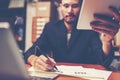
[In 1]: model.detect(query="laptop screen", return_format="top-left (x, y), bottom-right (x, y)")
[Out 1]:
top-left (0, 22), bottom-right (29, 80)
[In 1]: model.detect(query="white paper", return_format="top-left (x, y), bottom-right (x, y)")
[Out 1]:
top-left (28, 65), bottom-right (112, 80)
top-left (28, 67), bottom-right (59, 79)
top-left (56, 65), bottom-right (112, 80)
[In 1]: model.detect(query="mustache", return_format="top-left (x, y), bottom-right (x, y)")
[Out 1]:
top-left (66, 14), bottom-right (76, 17)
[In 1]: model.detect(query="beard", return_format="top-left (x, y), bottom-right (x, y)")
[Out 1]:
top-left (64, 14), bottom-right (78, 25)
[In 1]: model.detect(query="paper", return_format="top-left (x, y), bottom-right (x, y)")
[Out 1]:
top-left (28, 65), bottom-right (112, 80)
top-left (56, 65), bottom-right (112, 80)
top-left (28, 67), bottom-right (59, 79)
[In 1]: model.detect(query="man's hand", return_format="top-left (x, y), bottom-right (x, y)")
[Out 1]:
top-left (90, 6), bottom-right (120, 42)
top-left (90, 6), bottom-right (120, 54)
top-left (28, 54), bottom-right (56, 71)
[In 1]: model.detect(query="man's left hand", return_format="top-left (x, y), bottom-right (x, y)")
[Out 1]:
top-left (90, 6), bottom-right (120, 42)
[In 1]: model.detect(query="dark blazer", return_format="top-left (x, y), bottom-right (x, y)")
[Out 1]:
top-left (24, 19), bottom-right (114, 68)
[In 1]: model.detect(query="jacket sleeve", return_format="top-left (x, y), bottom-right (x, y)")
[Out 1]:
top-left (91, 32), bottom-right (114, 68)
top-left (23, 23), bottom-right (51, 63)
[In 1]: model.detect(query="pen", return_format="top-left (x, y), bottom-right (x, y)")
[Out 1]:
top-left (34, 46), bottom-right (59, 71)
top-left (44, 54), bottom-right (59, 71)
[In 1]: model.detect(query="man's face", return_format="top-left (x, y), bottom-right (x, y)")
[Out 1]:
top-left (60, 0), bottom-right (82, 24)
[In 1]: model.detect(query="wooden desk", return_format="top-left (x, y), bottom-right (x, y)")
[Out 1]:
top-left (26, 63), bottom-right (120, 80)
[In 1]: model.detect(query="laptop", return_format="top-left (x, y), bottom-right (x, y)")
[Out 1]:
top-left (0, 22), bottom-right (29, 80)
top-left (0, 22), bottom-right (58, 80)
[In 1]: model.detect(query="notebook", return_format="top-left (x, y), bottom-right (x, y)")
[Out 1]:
top-left (77, 0), bottom-right (120, 30)
top-left (0, 22), bottom-right (58, 80)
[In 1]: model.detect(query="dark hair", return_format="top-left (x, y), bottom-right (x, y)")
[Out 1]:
top-left (55, 0), bottom-right (61, 3)
top-left (55, 0), bottom-right (83, 6)
top-left (56, 0), bottom-right (83, 4)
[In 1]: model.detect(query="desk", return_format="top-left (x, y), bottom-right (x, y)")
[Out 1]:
top-left (26, 63), bottom-right (120, 80)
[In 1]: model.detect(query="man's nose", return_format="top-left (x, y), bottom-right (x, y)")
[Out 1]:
top-left (67, 6), bottom-right (73, 13)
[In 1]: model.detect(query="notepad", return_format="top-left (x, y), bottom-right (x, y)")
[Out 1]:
top-left (28, 67), bottom-right (59, 79)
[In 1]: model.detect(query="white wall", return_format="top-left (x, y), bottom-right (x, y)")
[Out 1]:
top-left (25, 2), bottom-right (36, 51)
top-left (116, 30), bottom-right (120, 46)
top-left (25, 2), bottom-right (62, 51)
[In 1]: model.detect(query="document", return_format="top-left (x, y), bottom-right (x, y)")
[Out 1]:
top-left (56, 65), bottom-right (112, 80)
top-left (28, 65), bottom-right (112, 80)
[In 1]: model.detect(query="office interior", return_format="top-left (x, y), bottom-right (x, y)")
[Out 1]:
top-left (0, 0), bottom-right (120, 71)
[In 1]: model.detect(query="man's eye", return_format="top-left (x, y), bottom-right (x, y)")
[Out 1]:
top-left (63, 4), bottom-right (69, 8)
top-left (72, 4), bottom-right (80, 8)
top-left (63, 4), bottom-right (80, 8)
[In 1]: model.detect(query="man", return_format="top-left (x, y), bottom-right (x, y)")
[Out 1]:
top-left (24, 0), bottom-right (119, 71)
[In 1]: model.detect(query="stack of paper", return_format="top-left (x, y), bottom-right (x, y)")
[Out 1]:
top-left (28, 67), bottom-right (59, 79)
top-left (28, 65), bottom-right (112, 80)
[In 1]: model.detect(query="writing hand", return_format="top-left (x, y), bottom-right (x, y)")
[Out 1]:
top-left (32, 55), bottom-right (56, 71)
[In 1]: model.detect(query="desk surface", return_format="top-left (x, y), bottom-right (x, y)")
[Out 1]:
top-left (26, 62), bottom-right (120, 80)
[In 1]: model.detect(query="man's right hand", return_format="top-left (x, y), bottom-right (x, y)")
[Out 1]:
top-left (28, 54), bottom-right (56, 71)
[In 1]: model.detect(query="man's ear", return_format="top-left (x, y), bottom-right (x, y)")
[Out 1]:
top-left (59, 3), bottom-right (62, 7)
top-left (59, 3), bottom-right (63, 9)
